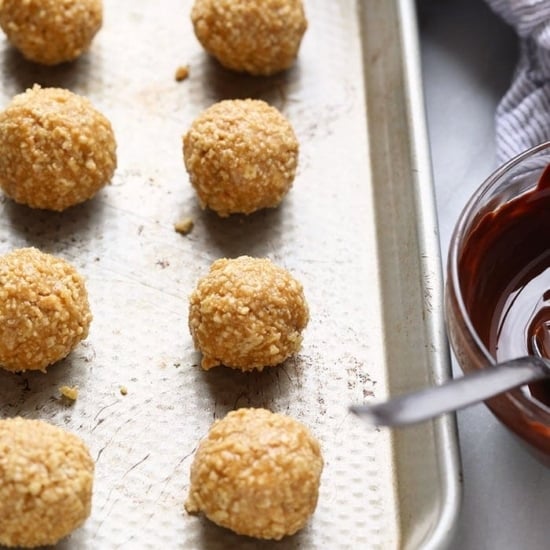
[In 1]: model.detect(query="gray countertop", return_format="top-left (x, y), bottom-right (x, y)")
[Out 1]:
top-left (418, 0), bottom-right (550, 548)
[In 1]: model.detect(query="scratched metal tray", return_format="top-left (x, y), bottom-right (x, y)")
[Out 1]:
top-left (0, 0), bottom-right (460, 548)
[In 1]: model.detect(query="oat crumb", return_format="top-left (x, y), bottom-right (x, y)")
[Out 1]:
top-left (174, 217), bottom-right (194, 235)
top-left (120, 386), bottom-right (128, 396)
top-left (59, 385), bottom-right (79, 401)
top-left (175, 65), bottom-right (190, 81)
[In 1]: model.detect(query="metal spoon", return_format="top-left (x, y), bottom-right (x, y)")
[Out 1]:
top-left (350, 356), bottom-right (550, 427)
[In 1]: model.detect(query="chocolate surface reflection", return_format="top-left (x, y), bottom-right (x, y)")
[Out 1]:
top-left (459, 164), bottom-right (550, 407)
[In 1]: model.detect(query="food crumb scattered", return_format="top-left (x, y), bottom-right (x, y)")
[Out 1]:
top-left (120, 386), bottom-right (128, 396)
top-left (59, 385), bottom-right (79, 401)
top-left (174, 217), bottom-right (194, 235)
top-left (175, 65), bottom-right (190, 81)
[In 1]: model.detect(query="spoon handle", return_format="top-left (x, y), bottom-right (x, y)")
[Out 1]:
top-left (350, 356), bottom-right (550, 427)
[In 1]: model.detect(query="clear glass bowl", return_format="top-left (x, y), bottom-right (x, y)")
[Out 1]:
top-left (446, 142), bottom-right (550, 463)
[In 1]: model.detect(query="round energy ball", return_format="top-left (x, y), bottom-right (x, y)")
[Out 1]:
top-left (189, 256), bottom-right (309, 371)
top-left (0, 247), bottom-right (92, 372)
top-left (0, 417), bottom-right (94, 548)
top-left (183, 99), bottom-right (298, 217)
top-left (0, 0), bottom-right (103, 65)
top-left (185, 408), bottom-right (323, 540)
top-left (191, 0), bottom-right (307, 75)
top-left (0, 85), bottom-right (116, 211)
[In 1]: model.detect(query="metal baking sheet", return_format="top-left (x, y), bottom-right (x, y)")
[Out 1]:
top-left (0, 0), bottom-right (460, 548)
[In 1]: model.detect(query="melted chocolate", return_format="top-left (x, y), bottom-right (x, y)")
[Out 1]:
top-left (459, 164), bottom-right (550, 407)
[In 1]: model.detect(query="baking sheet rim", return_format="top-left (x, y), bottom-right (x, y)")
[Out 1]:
top-left (395, 0), bottom-right (462, 547)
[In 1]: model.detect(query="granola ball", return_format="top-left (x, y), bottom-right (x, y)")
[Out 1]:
top-left (0, 248), bottom-right (92, 372)
top-left (0, 417), bottom-right (94, 548)
top-left (189, 256), bottom-right (308, 371)
top-left (191, 0), bottom-right (307, 75)
top-left (0, 85), bottom-right (116, 211)
top-left (185, 408), bottom-right (323, 540)
top-left (183, 99), bottom-right (298, 217)
top-left (0, 0), bottom-right (102, 65)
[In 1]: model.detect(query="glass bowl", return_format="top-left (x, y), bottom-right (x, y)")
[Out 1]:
top-left (446, 142), bottom-right (550, 463)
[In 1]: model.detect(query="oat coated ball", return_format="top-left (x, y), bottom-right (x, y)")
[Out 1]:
top-left (189, 256), bottom-right (309, 371)
top-left (0, 417), bottom-right (94, 548)
top-left (183, 99), bottom-right (298, 217)
top-left (0, 0), bottom-right (103, 65)
top-left (191, 0), bottom-right (307, 75)
top-left (0, 85), bottom-right (117, 211)
top-left (185, 408), bottom-right (323, 540)
top-left (0, 248), bottom-right (92, 372)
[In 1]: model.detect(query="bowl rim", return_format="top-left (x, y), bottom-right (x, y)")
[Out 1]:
top-left (448, 141), bottom-right (550, 421)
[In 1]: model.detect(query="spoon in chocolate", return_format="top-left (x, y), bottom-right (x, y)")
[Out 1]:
top-left (350, 355), bottom-right (550, 427)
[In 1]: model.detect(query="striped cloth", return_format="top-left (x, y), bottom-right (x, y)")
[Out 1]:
top-left (486, 0), bottom-right (550, 162)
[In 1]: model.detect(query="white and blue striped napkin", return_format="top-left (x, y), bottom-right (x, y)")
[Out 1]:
top-left (486, 0), bottom-right (550, 162)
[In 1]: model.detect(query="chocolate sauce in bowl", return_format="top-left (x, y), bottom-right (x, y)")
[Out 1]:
top-left (459, 164), bottom-right (550, 407)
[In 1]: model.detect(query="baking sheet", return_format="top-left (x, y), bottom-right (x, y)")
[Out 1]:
top-left (0, 1), bottom-right (460, 548)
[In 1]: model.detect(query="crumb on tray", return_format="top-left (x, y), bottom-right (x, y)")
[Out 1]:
top-left (174, 217), bottom-right (194, 235)
top-left (119, 386), bottom-right (128, 396)
top-left (175, 65), bottom-right (190, 81)
top-left (59, 385), bottom-right (79, 401)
